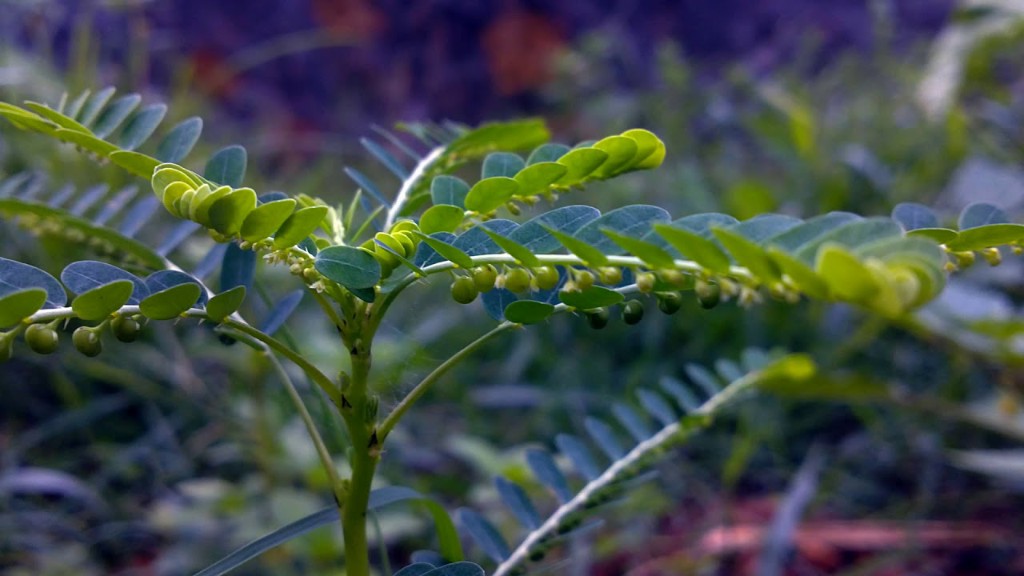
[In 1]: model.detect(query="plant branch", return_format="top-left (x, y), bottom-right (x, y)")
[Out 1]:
top-left (384, 146), bottom-right (446, 230)
top-left (264, 350), bottom-right (348, 507)
top-left (379, 321), bottom-right (518, 439)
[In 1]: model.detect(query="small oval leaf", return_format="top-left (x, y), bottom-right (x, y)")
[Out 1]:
top-left (71, 280), bottom-right (134, 321)
top-left (503, 300), bottom-right (555, 324)
top-left (0, 288), bottom-right (48, 327)
top-left (139, 283), bottom-right (203, 320)
top-left (315, 246), bottom-right (382, 290)
top-left (206, 286), bottom-right (246, 322)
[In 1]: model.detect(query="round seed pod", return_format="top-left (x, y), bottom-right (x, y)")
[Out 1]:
top-left (695, 279), bottom-right (721, 309)
top-left (585, 307), bottom-right (609, 329)
top-left (25, 324), bottom-right (59, 355)
top-left (635, 272), bottom-right (656, 293)
top-left (72, 327), bottom-right (102, 357)
top-left (504, 267), bottom-right (532, 293)
top-left (472, 264), bottom-right (498, 292)
top-left (598, 266), bottom-right (622, 285)
top-left (575, 269), bottom-right (595, 291)
top-left (656, 292), bottom-right (683, 315)
top-left (111, 315), bottom-right (141, 343)
top-left (451, 276), bottom-right (479, 304)
top-left (623, 299), bottom-right (645, 325)
top-left (533, 266), bottom-right (559, 291)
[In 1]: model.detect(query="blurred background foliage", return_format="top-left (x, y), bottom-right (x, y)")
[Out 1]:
top-left (1, 1), bottom-right (1024, 575)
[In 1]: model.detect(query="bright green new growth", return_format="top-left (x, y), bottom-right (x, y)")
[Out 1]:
top-left (1, 86), bottom-right (1023, 576)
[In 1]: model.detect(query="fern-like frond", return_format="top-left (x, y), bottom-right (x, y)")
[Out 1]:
top-left (454, 351), bottom-right (816, 575)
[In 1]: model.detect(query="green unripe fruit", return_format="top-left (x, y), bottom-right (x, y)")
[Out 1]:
top-left (533, 266), bottom-right (559, 291)
top-left (635, 272), bottom-right (656, 293)
top-left (585, 307), bottom-right (609, 330)
top-left (598, 266), bottom-right (622, 285)
top-left (472, 264), bottom-right (498, 292)
top-left (952, 251), bottom-right (975, 268)
top-left (575, 269), bottom-right (595, 291)
top-left (656, 292), bottom-right (683, 315)
top-left (504, 267), bottom-right (532, 293)
top-left (111, 315), bottom-right (141, 343)
top-left (695, 279), bottom-right (721, 309)
top-left (505, 201), bottom-right (521, 216)
top-left (72, 327), bottom-right (102, 357)
top-left (623, 300), bottom-right (644, 325)
top-left (659, 270), bottom-right (687, 288)
top-left (25, 324), bottom-right (59, 355)
top-left (451, 276), bottom-right (479, 304)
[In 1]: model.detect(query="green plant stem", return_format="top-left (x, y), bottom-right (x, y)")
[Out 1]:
top-left (379, 321), bottom-right (517, 440)
top-left (265, 351), bottom-right (347, 508)
top-left (340, 343), bottom-right (377, 576)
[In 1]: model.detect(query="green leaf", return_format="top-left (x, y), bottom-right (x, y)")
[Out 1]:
top-left (192, 185), bottom-right (235, 226)
top-left (117, 103), bottom-right (167, 150)
top-left (272, 205), bottom-right (329, 249)
top-left (191, 508), bottom-right (339, 576)
top-left (558, 285), bottom-right (624, 309)
top-left (512, 161), bottom-right (568, 196)
top-left (906, 228), bottom-right (958, 244)
top-left (205, 145), bottom-right (247, 187)
top-left (0, 257), bottom-right (67, 308)
top-left (591, 135), bottom-right (639, 178)
top-left (0, 289), bottom-right (48, 327)
top-left (652, 223), bottom-right (731, 272)
top-left (209, 188), bottom-right (258, 236)
top-left (482, 152), bottom-right (525, 179)
top-left (480, 228), bottom-right (540, 267)
top-left (412, 233), bottom-right (475, 269)
top-left (145, 270), bottom-right (208, 306)
top-left (494, 476), bottom-right (540, 529)
top-left (575, 205), bottom-right (670, 255)
top-left (61, 261), bottom-right (148, 304)
top-left (206, 286), bottom-right (246, 321)
top-left (71, 280), bottom-right (134, 321)
top-left (464, 177), bottom-right (519, 213)
top-left (108, 150), bottom-right (160, 178)
top-left (555, 147), bottom-right (609, 185)
top-left (78, 86), bottom-right (115, 126)
top-left (91, 93), bottom-right (142, 138)
top-left (315, 246), bottom-right (382, 290)
top-left (0, 105), bottom-right (57, 134)
top-left (420, 204), bottom-right (466, 234)
top-left (620, 128), bottom-right (666, 169)
top-left (713, 227), bottom-right (782, 280)
top-left (544, 226), bottom-right (608, 266)
top-left (526, 449), bottom-right (573, 502)
top-left (601, 228), bottom-right (675, 268)
top-left (729, 214), bottom-right (802, 242)
top-left (766, 212), bottom-right (860, 251)
top-left (794, 217), bottom-right (903, 263)
top-left (156, 117), bottom-right (203, 163)
top-left (64, 89), bottom-right (90, 120)
top-left (54, 128), bottom-right (118, 156)
top-left (526, 143), bottom-right (570, 164)
top-left (139, 283), bottom-right (203, 320)
top-left (431, 176), bottom-right (470, 209)
top-left (240, 198), bottom-right (297, 242)
top-left (892, 202), bottom-right (939, 231)
top-left (0, 199), bottom-right (165, 269)
top-left (447, 118), bottom-right (550, 158)
top-left (457, 508), bottom-right (510, 562)
top-left (958, 203), bottom-right (1009, 229)
top-left (946, 224), bottom-right (1024, 251)
top-left (815, 245), bottom-right (878, 302)
top-left (23, 101), bottom-right (91, 132)
top-left (510, 205), bottom-right (600, 254)
top-left (503, 300), bottom-right (555, 324)
top-left (766, 247), bottom-right (829, 299)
